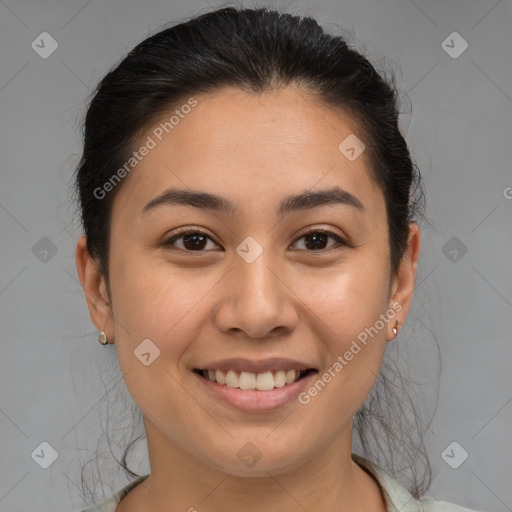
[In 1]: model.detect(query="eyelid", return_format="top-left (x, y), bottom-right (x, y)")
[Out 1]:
top-left (164, 226), bottom-right (222, 251)
top-left (163, 226), bottom-right (348, 252)
top-left (291, 227), bottom-right (347, 251)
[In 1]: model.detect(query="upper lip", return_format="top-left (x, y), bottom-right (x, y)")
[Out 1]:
top-left (194, 357), bottom-right (317, 374)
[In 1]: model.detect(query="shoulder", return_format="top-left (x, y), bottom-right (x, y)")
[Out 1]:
top-left (352, 454), bottom-right (482, 512)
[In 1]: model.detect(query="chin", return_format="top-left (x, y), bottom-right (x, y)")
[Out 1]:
top-left (196, 435), bottom-right (314, 478)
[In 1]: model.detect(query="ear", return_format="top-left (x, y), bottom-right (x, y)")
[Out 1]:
top-left (387, 222), bottom-right (421, 341)
top-left (75, 234), bottom-right (115, 343)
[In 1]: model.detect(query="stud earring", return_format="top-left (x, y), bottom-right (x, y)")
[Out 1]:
top-left (392, 320), bottom-right (402, 336)
top-left (98, 331), bottom-right (108, 345)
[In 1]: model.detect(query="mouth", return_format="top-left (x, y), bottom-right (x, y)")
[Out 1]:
top-left (193, 368), bottom-right (317, 391)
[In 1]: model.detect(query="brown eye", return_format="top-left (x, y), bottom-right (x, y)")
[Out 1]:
top-left (292, 229), bottom-right (346, 251)
top-left (165, 230), bottom-right (220, 251)
top-left (164, 228), bottom-right (346, 253)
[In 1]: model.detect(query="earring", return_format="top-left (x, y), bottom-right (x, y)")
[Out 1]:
top-left (98, 331), bottom-right (108, 345)
top-left (392, 320), bottom-right (402, 337)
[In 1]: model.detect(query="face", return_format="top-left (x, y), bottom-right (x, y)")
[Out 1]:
top-left (77, 85), bottom-right (419, 479)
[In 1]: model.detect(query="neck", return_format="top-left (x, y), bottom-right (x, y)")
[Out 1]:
top-left (117, 420), bottom-right (386, 512)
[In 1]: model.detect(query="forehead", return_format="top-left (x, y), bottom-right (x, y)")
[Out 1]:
top-left (112, 85), bottom-right (385, 225)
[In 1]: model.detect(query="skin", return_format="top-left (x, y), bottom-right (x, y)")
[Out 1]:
top-left (76, 85), bottom-right (420, 512)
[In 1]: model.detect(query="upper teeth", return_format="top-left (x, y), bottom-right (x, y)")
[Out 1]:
top-left (204, 369), bottom-right (301, 390)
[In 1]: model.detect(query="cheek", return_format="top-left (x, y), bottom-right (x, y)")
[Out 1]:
top-left (108, 262), bottom-right (207, 424)
top-left (110, 243), bottom-right (390, 355)
top-left (299, 256), bottom-right (390, 341)
top-left (296, 259), bottom-right (390, 406)
top-left (107, 256), bottom-right (203, 361)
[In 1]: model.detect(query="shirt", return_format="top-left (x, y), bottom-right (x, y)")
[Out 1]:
top-left (77, 453), bottom-right (482, 512)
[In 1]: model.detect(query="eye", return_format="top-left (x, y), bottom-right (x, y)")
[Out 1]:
top-left (164, 229), bottom-right (220, 252)
top-left (164, 228), bottom-right (346, 252)
top-left (290, 229), bottom-right (346, 251)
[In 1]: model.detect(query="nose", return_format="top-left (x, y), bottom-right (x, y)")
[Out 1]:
top-left (213, 250), bottom-right (299, 340)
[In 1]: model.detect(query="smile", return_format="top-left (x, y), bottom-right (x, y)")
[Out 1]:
top-left (195, 369), bottom-right (315, 391)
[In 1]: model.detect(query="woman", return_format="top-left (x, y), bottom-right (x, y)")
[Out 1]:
top-left (73, 6), bottom-right (480, 512)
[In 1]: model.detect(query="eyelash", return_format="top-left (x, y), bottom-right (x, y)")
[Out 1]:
top-left (164, 228), bottom-right (347, 253)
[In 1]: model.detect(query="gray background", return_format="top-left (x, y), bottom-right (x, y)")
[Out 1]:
top-left (1, 0), bottom-right (511, 511)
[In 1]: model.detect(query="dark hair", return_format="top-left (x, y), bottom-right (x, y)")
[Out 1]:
top-left (72, 4), bottom-right (437, 504)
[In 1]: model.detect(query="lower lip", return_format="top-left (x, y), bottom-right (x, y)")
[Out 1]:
top-left (193, 371), bottom-right (318, 413)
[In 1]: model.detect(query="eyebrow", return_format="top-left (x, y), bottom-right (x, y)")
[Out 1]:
top-left (141, 186), bottom-right (365, 218)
